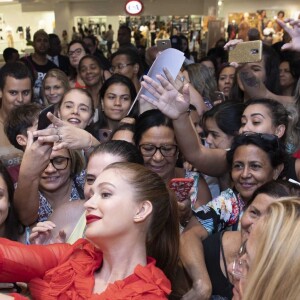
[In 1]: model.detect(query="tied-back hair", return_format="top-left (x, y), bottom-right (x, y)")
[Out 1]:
top-left (202, 101), bottom-right (245, 136)
top-left (103, 162), bottom-right (179, 282)
top-left (89, 140), bottom-right (143, 165)
top-left (244, 98), bottom-right (289, 144)
top-left (243, 198), bottom-right (300, 300)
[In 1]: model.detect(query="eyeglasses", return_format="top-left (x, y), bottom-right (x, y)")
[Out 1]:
top-left (241, 132), bottom-right (279, 148)
top-left (139, 144), bottom-right (178, 157)
top-left (109, 63), bottom-right (134, 73)
top-left (232, 240), bottom-right (248, 279)
top-left (68, 48), bottom-right (83, 57)
top-left (48, 156), bottom-right (70, 170)
top-left (232, 258), bottom-right (248, 279)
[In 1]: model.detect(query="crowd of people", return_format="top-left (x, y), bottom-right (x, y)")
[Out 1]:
top-left (0, 17), bottom-right (299, 299)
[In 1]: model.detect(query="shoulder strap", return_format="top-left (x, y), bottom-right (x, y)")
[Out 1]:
top-left (220, 231), bottom-right (230, 280)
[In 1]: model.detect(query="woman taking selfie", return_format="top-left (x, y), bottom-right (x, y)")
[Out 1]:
top-left (0, 162), bottom-right (179, 299)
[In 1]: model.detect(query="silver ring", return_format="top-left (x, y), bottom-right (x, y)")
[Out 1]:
top-left (58, 134), bottom-right (63, 142)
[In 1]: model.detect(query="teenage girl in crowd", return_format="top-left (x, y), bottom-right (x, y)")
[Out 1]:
top-left (91, 74), bottom-right (138, 142)
top-left (42, 69), bottom-right (70, 105)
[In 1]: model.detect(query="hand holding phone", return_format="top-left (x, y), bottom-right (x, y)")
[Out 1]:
top-left (169, 178), bottom-right (194, 202)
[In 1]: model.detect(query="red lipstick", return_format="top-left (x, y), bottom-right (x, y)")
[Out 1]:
top-left (86, 215), bottom-right (101, 225)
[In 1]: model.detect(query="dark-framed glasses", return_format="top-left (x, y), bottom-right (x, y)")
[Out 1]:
top-left (49, 156), bottom-right (70, 170)
top-left (109, 63), bottom-right (134, 73)
top-left (139, 144), bottom-right (178, 157)
top-left (68, 48), bottom-right (83, 57)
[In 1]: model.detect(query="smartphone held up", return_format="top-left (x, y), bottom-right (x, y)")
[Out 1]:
top-left (228, 40), bottom-right (262, 64)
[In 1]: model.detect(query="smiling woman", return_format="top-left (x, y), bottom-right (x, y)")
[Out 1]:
top-left (0, 162), bottom-right (179, 299)
top-left (57, 88), bottom-right (95, 130)
top-left (42, 69), bottom-right (70, 105)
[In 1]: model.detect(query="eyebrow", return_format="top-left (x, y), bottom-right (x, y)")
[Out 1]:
top-left (241, 113), bottom-right (265, 119)
top-left (96, 182), bottom-right (116, 189)
top-left (107, 93), bottom-right (130, 97)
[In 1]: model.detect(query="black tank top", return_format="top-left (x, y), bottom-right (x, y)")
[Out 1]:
top-left (203, 231), bottom-right (233, 299)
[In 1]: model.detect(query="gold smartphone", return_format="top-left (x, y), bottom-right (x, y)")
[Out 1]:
top-left (228, 40), bottom-right (262, 64)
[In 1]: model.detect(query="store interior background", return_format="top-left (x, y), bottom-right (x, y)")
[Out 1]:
top-left (0, 0), bottom-right (299, 59)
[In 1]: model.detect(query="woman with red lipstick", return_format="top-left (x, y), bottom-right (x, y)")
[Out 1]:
top-left (0, 162), bottom-right (179, 299)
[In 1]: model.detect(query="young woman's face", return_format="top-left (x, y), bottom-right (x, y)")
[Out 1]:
top-left (68, 43), bottom-right (86, 68)
top-left (79, 57), bottom-right (102, 87)
top-left (0, 174), bottom-right (9, 228)
top-left (205, 117), bottom-right (233, 150)
top-left (101, 83), bottom-right (132, 122)
top-left (44, 77), bottom-right (66, 104)
top-left (237, 59), bottom-right (266, 92)
top-left (139, 126), bottom-right (178, 182)
top-left (239, 104), bottom-right (279, 136)
top-left (231, 144), bottom-right (277, 202)
top-left (59, 89), bottom-right (93, 129)
top-left (218, 66), bottom-right (236, 97)
top-left (84, 168), bottom-right (141, 243)
top-left (39, 148), bottom-right (72, 193)
top-left (279, 61), bottom-right (295, 89)
top-left (240, 193), bottom-right (276, 240)
top-left (84, 152), bottom-right (124, 199)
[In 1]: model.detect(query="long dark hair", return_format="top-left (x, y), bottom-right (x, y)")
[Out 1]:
top-left (0, 162), bottom-right (24, 240)
top-left (93, 74), bottom-right (138, 133)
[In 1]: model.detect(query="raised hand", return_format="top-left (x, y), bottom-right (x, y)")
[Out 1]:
top-left (33, 112), bottom-right (98, 151)
top-left (276, 18), bottom-right (300, 51)
top-left (29, 221), bottom-right (66, 245)
top-left (140, 74), bottom-right (190, 120)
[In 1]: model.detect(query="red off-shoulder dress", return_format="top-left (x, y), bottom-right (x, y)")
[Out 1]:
top-left (0, 238), bottom-right (171, 299)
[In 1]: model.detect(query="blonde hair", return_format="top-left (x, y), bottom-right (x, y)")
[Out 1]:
top-left (243, 197), bottom-right (300, 300)
top-left (42, 69), bottom-right (70, 105)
